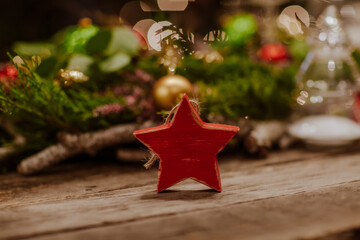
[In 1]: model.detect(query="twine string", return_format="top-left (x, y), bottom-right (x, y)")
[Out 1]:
top-left (144, 99), bottom-right (200, 169)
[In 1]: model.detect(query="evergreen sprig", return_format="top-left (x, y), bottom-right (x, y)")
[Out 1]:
top-left (0, 58), bottom-right (133, 149)
top-left (176, 54), bottom-right (298, 120)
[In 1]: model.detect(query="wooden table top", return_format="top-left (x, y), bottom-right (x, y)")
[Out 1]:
top-left (1, 148), bottom-right (360, 240)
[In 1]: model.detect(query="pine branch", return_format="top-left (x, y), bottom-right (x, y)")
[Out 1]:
top-left (162, 25), bottom-right (194, 53)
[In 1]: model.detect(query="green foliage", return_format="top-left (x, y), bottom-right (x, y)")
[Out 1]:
top-left (7, 26), bottom-right (141, 142)
top-left (99, 53), bottom-right (131, 73)
top-left (352, 50), bottom-right (360, 69)
top-left (137, 55), bottom-right (167, 79)
top-left (287, 38), bottom-right (308, 60)
top-left (85, 29), bottom-right (112, 55)
top-left (224, 14), bottom-right (257, 46)
top-left (36, 56), bottom-right (58, 77)
top-left (12, 25), bottom-right (139, 79)
top-left (177, 54), bottom-right (298, 120)
top-left (136, 16), bottom-right (302, 120)
top-left (105, 27), bottom-right (139, 56)
top-left (0, 62), bottom-right (130, 135)
top-left (13, 42), bottom-right (55, 58)
top-left (67, 54), bottom-right (94, 74)
top-left (61, 25), bottom-right (99, 54)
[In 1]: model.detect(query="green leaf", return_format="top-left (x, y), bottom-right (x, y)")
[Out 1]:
top-left (85, 29), bottom-right (111, 55)
top-left (99, 53), bottom-right (131, 73)
top-left (13, 42), bottom-right (55, 57)
top-left (67, 54), bottom-right (94, 74)
top-left (224, 14), bottom-right (257, 45)
top-left (36, 56), bottom-right (58, 78)
top-left (105, 27), bottom-right (139, 56)
top-left (61, 25), bottom-right (99, 54)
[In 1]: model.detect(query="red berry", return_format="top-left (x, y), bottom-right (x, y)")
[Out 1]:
top-left (259, 43), bottom-right (288, 62)
top-left (1, 64), bottom-right (18, 78)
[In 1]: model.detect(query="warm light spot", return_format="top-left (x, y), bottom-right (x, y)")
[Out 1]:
top-left (297, 90), bottom-right (308, 105)
top-left (194, 51), bottom-right (204, 59)
top-left (78, 17), bottom-right (92, 28)
top-left (306, 80), bottom-right (315, 88)
top-left (328, 32), bottom-right (337, 46)
top-left (281, 5), bottom-right (310, 27)
top-left (279, 5), bottom-right (309, 36)
top-left (310, 96), bottom-right (323, 103)
top-left (168, 64), bottom-right (176, 73)
top-left (328, 60), bottom-right (335, 71)
top-left (314, 80), bottom-right (328, 90)
top-left (297, 96), bottom-right (306, 105)
top-left (133, 19), bottom-right (156, 49)
top-left (300, 90), bottom-right (308, 98)
top-left (319, 32), bottom-right (327, 41)
top-left (140, 0), bottom-right (189, 12)
top-left (157, 0), bottom-right (188, 11)
top-left (147, 21), bottom-right (177, 51)
top-left (325, 16), bottom-right (338, 25)
top-left (140, 0), bottom-right (160, 11)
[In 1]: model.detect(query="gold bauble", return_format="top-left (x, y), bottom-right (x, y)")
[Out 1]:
top-left (152, 75), bottom-right (193, 110)
top-left (55, 69), bottom-right (89, 87)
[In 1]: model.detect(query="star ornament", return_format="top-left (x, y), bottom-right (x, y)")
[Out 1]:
top-left (134, 94), bottom-right (239, 192)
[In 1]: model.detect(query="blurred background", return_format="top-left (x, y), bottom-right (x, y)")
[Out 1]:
top-left (3, 0), bottom-right (360, 171)
top-left (2, 0), bottom-right (360, 61)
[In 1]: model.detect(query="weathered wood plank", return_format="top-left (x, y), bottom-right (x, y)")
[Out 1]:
top-left (1, 149), bottom-right (360, 239)
top-left (0, 149), bottom-right (330, 209)
top-left (32, 181), bottom-right (360, 240)
top-left (0, 162), bottom-right (157, 209)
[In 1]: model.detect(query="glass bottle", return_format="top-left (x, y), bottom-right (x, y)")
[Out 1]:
top-left (290, 5), bottom-right (360, 146)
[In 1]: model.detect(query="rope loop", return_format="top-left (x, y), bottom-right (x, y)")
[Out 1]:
top-left (144, 99), bottom-right (200, 169)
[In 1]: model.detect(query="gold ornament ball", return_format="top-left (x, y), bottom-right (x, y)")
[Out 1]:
top-left (153, 75), bottom-right (193, 110)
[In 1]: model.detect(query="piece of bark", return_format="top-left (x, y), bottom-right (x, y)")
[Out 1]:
top-left (17, 121), bottom-right (156, 175)
top-left (116, 148), bottom-right (147, 162)
top-left (244, 121), bottom-right (287, 157)
top-left (0, 146), bottom-right (16, 162)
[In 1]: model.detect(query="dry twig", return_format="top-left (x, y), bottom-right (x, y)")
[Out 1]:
top-left (18, 121), bottom-right (155, 175)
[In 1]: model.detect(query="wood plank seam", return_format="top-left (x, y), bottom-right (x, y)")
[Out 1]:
top-left (2, 180), bottom-right (360, 240)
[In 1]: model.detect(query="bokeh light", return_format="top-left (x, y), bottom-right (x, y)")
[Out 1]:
top-left (133, 19), bottom-right (157, 49)
top-left (278, 5), bottom-right (309, 36)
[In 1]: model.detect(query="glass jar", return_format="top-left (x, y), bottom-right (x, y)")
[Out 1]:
top-left (289, 5), bottom-right (360, 147)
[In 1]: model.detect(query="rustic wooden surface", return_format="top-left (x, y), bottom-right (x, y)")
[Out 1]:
top-left (1, 148), bottom-right (360, 240)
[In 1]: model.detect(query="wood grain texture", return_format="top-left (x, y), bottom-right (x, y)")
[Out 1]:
top-left (0, 148), bottom-right (360, 240)
top-left (34, 182), bottom-right (360, 240)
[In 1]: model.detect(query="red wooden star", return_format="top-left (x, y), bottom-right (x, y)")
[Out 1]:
top-left (134, 94), bottom-right (239, 192)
